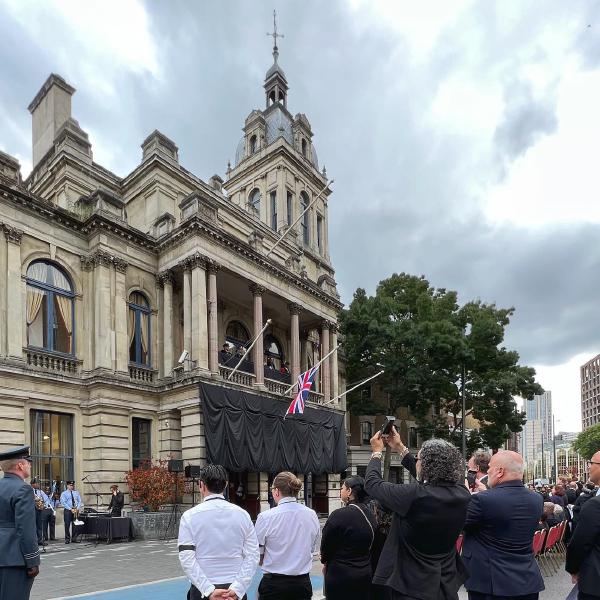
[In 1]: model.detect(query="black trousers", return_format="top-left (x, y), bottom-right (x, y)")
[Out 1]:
top-left (258, 573), bottom-right (312, 600)
top-left (187, 583), bottom-right (247, 600)
top-left (34, 510), bottom-right (48, 544)
top-left (63, 509), bottom-right (78, 542)
top-left (578, 593), bottom-right (600, 600)
top-left (45, 511), bottom-right (55, 540)
top-left (468, 592), bottom-right (539, 600)
top-left (0, 566), bottom-right (34, 600)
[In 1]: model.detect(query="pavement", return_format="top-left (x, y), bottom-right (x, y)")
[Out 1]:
top-left (32, 537), bottom-right (574, 600)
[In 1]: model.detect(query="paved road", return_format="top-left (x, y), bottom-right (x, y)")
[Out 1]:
top-left (33, 538), bottom-right (574, 600)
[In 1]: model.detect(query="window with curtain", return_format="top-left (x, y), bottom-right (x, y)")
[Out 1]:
top-left (361, 421), bottom-right (373, 444)
top-left (26, 261), bottom-right (74, 354)
top-left (300, 192), bottom-right (310, 245)
top-left (132, 417), bottom-right (152, 468)
top-left (128, 292), bottom-right (151, 367)
top-left (30, 409), bottom-right (74, 495)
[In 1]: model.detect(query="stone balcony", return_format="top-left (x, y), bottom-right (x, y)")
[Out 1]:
top-left (24, 347), bottom-right (82, 375)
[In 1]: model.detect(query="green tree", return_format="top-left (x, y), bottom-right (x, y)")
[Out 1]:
top-left (572, 424), bottom-right (600, 460)
top-left (340, 273), bottom-right (542, 461)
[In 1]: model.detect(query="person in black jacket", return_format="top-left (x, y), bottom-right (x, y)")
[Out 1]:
top-left (107, 485), bottom-right (124, 516)
top-left (320, 475), bottom-right (377, 600)
top-left (462, 450), bottom-right (544, 600)
top-left (572, 481), bottom-right (598, 532)
top-left (566, 450), bottom-right (600, 600)
top-left (365, 428), bottom-right (471, 600)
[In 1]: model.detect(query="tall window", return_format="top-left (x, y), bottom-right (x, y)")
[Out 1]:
top-left (300, 192), bottom-right (310, 245)
top-left (248, 188), bottom-right (260, 213)
top-left (317, 215), bottom-right (323, 252)
top-left (286, 191), bottom-right (293, 226)
top-left (249, 135), bottom-right (257, 154)
top-left (132, 417), bottom-right (152, 468)
top-left (30, 409), bottom-right (74, 494)
top-left (264, 334), bottom-right (284, 369)
top-left (26, 261), bottom-right (74, 354)
top-left (128, 292), bottom-right (151, 366)
top-left (301, 138), bottom-right (307, 157)
top-left (361, 421), bottom-right (373, 445)
top-left (226, 320), bottom-right (250, 348)
top-left (270, 191), bottom-right (277, 231)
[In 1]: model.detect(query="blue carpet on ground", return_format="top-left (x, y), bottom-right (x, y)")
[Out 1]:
top-left (64, 571), bottom-right (324, 599)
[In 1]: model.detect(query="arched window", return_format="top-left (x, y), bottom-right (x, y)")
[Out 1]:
top-left (248, 188), bottom-right (261, 213)
top-left (26, 261), bottom-right (74, 354)
top-left (301, 138), bottom-right (307, 157)
top-left (226, 320), bottom-right (250, 348)
top-left (128, 292), bottom-right (151, 366)
top-left (264, 334), bottom-right (283, 369)
top-left (249, 135), bottom-right (257, 154)
top-left (300, 192), bottom-right (310, 245)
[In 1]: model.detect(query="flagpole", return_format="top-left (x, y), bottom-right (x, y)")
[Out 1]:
top-left (227, 318), bottom-right (272, 381)
top-left (321, 370), bottom-right (385, 406)
top-left (281, 343), bottom-right (341, 397)
top-left (265, 179), bottom-right (333, 258)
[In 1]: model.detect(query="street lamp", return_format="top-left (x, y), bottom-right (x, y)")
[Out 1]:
top-left (461, 323), bottom-right (472, 468)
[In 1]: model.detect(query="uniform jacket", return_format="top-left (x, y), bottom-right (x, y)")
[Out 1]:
top-left (0, 473), bottom-right (40, 568)
top-left (566, 495), bottom-right (600, 596)
top-left (59, 489), bottom-right (82, 510)
top-left (462, 480), bottom-right (544, 596)
top-left (365, 455), bottom-right (471, 600)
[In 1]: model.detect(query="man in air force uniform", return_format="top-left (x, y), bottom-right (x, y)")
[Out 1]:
top-left (0, 445), bottom-right (40, 600)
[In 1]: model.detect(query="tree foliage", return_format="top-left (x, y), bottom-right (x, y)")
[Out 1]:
top-left (124, 459), bottom-right (183, 511)
top-left (572, 424), bottom-right (600, 460)
top-left (340, 273), bottom-right (542, 451)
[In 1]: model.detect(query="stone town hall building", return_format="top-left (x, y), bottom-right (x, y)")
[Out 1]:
top-left (0, 44), bottom-right (347, 517)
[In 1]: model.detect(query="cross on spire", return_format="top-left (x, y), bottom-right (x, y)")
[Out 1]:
top-left (266, 9), bottom-right (284, 63)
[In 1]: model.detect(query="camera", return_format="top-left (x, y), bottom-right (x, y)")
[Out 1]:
top-left (466, 470), bottom-right (477, 489)
top-left (380, 416), bottom-right (396, 436)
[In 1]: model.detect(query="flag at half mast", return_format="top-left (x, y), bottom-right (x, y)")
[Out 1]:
top-left (286, 366), bottom-right (319, 415)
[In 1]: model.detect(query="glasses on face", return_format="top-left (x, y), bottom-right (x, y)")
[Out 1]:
top-left (587, 461), bottom-right (600, 467)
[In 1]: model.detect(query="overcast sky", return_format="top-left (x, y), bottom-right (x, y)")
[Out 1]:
top-left (1, 0), bottom-right (599, 432)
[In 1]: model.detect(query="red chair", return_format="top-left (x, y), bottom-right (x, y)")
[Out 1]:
top-left (455, 534), bottom-right (464, 554)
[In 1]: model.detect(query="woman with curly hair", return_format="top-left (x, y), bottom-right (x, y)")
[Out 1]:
top-left (365, 428), bottom-right (471, 600)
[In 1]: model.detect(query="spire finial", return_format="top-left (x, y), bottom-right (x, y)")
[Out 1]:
top-left (266, 9), bottom-right (284, 63)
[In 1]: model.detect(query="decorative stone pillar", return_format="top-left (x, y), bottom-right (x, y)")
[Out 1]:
top-left (92, 251), bottom-right (112, 370)
top-left (182, 263), bottom-right (192, 370)
top-left (0, 226), bottom-right (7, 356)
top-left (190, 254), bottom-right (208, 371)
top-left (330, 323), bottom-right (339, 405)
top-left (207, 260), bottom-right (220, 374)
top-left (3, 225), bottom-right (22, 359)
top-left (288, 303), bottom-right (301, 384)
top-left (250, 284), bottom-right (265, 385)
top-left (114, 258), bottom-right (129, 374)
top-left (158, 270), bottom-right (174, 377)
top-left (321, 320), bottom-right (331, 402)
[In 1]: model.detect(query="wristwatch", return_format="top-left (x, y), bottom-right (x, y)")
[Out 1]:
top-left (371, 451), bottom-right (383, 460)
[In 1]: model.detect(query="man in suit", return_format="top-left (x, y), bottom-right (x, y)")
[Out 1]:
top-left (463, 450), bottom-right (544, 600)
top-left (566, 450), bottom-right (600, 600)
top-left (0, 445), bottom-right (40, 600)
top-left (108, 485), bottom-right (124, 516)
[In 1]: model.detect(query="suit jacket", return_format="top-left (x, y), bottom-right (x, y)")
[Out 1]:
top-left (108, 491), bottom-right (125, 516)
top-left (365, 456), bottom-right (471, 600)
top-left (0, 473), bottom-right (40, 568)
top-left (566, 495), bottom-right (600, 596)
top-left (462, 480), bottom-right (544, 596)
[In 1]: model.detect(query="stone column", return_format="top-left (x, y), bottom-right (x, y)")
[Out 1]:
top-left (207, 260), bottom-right (220, 374)
top-left (250, 284), bottom-right (265, 385)
top-left (3, 226), bottom-right (22, 358)
top-left (93, 253), bottom-right (112, 370)
top-left (158, 270), bottom-right (174, 377)
top-left (330, 323), bottom-right (339, 404)
top-left (114, 259), bottom-right (129, 374)
top-left (182, 264), bottom-right (192, 370)
top-left (289, 303), bottom-right (301, 384)
top-left (190, 254), bottom-right (208, 370)
top-left (0, 227), bottom-right (7, 356)
top-left (321, 320), bottom-right (331, 403)
top-left (259, 472), bottom-right (270, 513)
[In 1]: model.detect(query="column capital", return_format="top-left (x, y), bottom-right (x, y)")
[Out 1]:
top-left (113, 257), bottom-right (128, 274)
top-left (80, 249), bottom-right (128, 271)
top-left (249, 283), bottom-right (266, 297)
top-left (321, 319), bottom-right (334, 331)
top-left (288, 302), bottom-right (302, 315)
top-left (206, 258), bottom-right (221, 274)
top-left (2, 224), bottom-right (23, 245)
top-left (180, 252), bottom-right (207, 271)
top-left (329, 322), bottom-right (339, 334)
top-left (156, 269), bottom-right (175, 287)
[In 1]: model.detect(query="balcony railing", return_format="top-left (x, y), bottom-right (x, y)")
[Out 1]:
top-left (129, 364), bottom-right (155, 383)
top-left (265, 378), bottom-right (289, 395)
top-left (219, 365), bottom-right (256, 387)
top-left (25, 348), bottom-right (81, 375)
top-left (307, 390), bottom-right (325, 404)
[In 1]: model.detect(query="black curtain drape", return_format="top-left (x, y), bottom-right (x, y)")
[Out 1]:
top-left (200, 382), bottom-right (347, 474)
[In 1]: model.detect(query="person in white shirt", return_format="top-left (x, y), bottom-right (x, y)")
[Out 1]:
top-left (178, 464), bottom-right (259, 600)
top-left (254, 472), bottom-right (320, 599)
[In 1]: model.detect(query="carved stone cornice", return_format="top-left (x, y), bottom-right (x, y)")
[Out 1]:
top-left (2, 224), bottom-right (23, 244)
top-left (180, 252), bottom-right (207, 271)
top-left (249, 283), bottom-right (266, 297)
top-left (321, 319), bottom-right (334, 331)
top-left (288, 302), bottom-right (302, 315)
top-left (113, 257), bottom-right (128, 274)
top-left (80, 249), bottom-right (128, 272)
top-left (205, 258), bottom-right (221, 275)
top-left (156, 269), bottom-right (175, 287)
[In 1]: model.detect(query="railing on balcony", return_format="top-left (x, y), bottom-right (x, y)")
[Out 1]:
top-left (219, 365), bottom-right (256, 387)
top-left (265, 378), bottom-right (289, 395)
top-left (25, 348), bottom-right (81, 375)
top-left (129, 364), bottom-right (155, 383)
top-left (307, 390), bottom-right (325, 404)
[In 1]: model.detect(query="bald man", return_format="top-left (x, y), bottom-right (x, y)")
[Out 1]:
top-left (566, 450), bottom-right (600, 600)
top-left (462, 450), bottom-right (544, 600)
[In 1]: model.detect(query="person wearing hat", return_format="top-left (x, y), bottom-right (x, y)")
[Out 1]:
top-left (59, 481), bottom-right (83, 544)
top-left (0, 445), bottom-right (40, 599)
top-left (31, 479), bottom-right (52, 547)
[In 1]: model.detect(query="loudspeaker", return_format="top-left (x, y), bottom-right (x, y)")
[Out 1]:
top-left (168, 459), bottom-right (184, 473)
top-left (185, 465), bottom-right (201, 478)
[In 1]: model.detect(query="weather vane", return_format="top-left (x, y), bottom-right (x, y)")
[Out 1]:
top-left (266, 9), bottom-right (284, 63)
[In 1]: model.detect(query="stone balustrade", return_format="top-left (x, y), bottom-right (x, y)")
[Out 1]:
top-left (25, 348), bottom-right (81, 375)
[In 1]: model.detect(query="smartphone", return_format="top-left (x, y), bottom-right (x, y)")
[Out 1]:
top-left (466, 470), bottom-right (477, 489)
top-left (380, 416), bottom-right (396, 436)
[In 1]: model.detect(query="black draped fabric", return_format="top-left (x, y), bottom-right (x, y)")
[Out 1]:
top-left (200, 382), bottom-right (347, 474)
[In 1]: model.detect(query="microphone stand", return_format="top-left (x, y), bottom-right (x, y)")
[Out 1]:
top-left (83, 477), bottom-right (102, 512)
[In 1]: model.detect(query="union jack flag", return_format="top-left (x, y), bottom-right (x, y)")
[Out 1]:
top-left (286, 366), bottom-right (319, 415)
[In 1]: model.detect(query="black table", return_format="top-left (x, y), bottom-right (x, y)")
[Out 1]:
top-left (79, 515), bottom-right (133, 543)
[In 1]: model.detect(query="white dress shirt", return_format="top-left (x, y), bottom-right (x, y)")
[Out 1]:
top-left (254, 497), bottom-right (320, 576)
top-left (178, 494), bottom-right (259, 599)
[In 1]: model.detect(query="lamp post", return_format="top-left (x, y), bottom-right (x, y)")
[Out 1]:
top-left (460, 323), bottom-right (471, 469)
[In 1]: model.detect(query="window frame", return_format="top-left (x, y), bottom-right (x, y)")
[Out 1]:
top-left (300, 192), bottom-right (310, 245)
top-left (248, 188), bottom-right (261, 213)
top-left (361, 421), bottom-right (373, 445)
top-left (128, 292), bottom-right (152, 367)
top-left (25, 260), bottom-right (76, 356)
top-left (317, 214), bottom-right (323, 252)
top-left (270, 190), bottom-right (277, 231)
top-left (286, 191), bottom-right (293, 226)
top-left (132, 417), bottom-right (152, 469)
